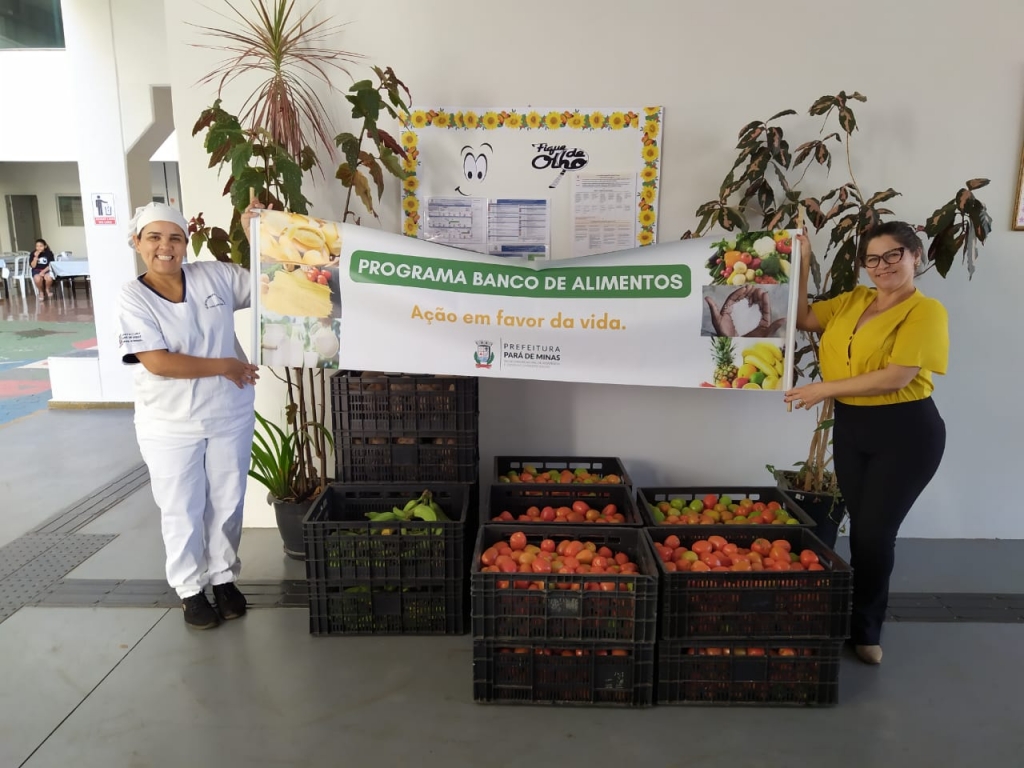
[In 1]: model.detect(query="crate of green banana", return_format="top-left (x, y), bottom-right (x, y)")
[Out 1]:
top-left (304, 484), bottom-right (470, 588)
top-left (309, 583), bottom-right (464, 636)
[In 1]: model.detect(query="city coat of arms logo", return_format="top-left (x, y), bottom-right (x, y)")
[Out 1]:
top-left (473, 340), bottom-right (495, 369)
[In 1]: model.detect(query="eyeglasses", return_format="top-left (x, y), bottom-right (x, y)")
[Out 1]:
top-left (860, 247), bottom-right (905, 269)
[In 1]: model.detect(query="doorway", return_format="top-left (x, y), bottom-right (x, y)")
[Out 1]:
top-left (5, 195), bottom-right (41, 251)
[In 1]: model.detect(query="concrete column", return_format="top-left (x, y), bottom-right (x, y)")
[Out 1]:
top-left (52, 0), bottom-right (138, 403)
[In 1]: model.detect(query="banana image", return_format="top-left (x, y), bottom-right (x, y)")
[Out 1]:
top-left (259, 210), bottom-right (342, 267)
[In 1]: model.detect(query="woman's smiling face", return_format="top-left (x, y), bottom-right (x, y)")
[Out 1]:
top-left (861, 234), bottom-right (919, 294)
top-left (134, 221), bottom-right (187, 276)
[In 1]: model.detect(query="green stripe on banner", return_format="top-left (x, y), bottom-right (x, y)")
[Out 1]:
top-left (350, 250), bottom-right (690, 299)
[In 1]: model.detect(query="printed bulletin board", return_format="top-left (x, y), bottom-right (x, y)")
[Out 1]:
top-left (399, 107), bottom-right (664, 260)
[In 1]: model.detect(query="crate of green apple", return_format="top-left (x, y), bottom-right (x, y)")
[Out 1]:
top-left (644, 527), bottom-right (852, 641)
top-left (638, 487), bottom-right (815, 528)
top-left (487, 484), bottom-right (642, 526)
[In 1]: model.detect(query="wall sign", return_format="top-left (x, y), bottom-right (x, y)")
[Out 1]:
top-left (91, 193), bottom-right (116, 225)
top-left (399, 107), bottom-right (664, 260)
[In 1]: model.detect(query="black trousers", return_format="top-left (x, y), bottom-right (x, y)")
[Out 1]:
top-left (833, 397), bottom-right (946, 645)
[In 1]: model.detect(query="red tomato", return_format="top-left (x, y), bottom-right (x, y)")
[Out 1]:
top-left (509, 532), bottom-right (528, 551)
top-left (799, 550), bottom-right (820, 567)
top-left (540, 539), bottom-right (556, 553)
top-left (480, 547), bottom-right (499, 566)
top-left (664, 535), bottom-right (681, 550)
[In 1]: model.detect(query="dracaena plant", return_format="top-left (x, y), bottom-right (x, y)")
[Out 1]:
top-left (184, 0), bottom-right (414, 504)
top-left (685, 90), bottom-right (993, 498)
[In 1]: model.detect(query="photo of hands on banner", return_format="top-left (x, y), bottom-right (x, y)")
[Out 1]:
top-left (251, 210), bottom-right (799, 392)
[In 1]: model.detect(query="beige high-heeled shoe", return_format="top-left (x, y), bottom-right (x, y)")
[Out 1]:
top-left (855, 644), bottom-right (883, 665)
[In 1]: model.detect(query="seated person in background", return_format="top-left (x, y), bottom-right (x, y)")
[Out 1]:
top-left (30, 239), bottom-right (56, 299)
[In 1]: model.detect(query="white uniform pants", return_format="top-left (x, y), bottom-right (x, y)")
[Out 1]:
top-left (137, 416), bottom-right (254, 599)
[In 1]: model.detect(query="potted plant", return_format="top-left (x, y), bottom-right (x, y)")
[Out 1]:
top-left (249, 411), bottom-right (334, 557)
top-left (684, 91), bottom-right (992, 545)
top-left (184, 0), bottom-right (412, 555)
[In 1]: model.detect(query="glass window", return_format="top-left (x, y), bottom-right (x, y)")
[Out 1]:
top-left (56, 195), bottom-right (83, 227)
top-left (0, 0), bottom-right (65, 49)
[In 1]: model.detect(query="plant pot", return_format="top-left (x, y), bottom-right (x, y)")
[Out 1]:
top-left (268, 493), bottom-right (312, 561)
top-left (774, 471), bottom-right (846, 550)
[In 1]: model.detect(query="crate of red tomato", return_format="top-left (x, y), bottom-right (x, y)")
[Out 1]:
top-left (471, 526), bottom-right (658, 644)
top-left (485, 483), bottom-right (642, 527)
top-left (637, 486), bottom-right (815, 528)
top-left (656, 638), bottom-right (841, 707)
top-left (644, 527), bottom-right (852, 641)
top-left (494, 455), bottom-right (632, 490)
top-left (473, 640), bottom-right (654, 707)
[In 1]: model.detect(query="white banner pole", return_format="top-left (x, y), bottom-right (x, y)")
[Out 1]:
top-left (782, 212), bottom-right (804, 410)
top-left (250, 209), bottom-right (261, 366)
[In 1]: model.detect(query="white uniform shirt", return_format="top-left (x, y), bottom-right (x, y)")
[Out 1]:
top-left (116, 261), bottom-right (255, 436)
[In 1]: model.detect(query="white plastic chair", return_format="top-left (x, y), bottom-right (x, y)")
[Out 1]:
top-left (11, 255), bottom-right (34, 300)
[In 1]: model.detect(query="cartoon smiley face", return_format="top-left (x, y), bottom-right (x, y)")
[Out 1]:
top-left (456, 143), bottom-right (492, 196)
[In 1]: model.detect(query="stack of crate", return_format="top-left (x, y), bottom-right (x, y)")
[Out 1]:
top-left (299, 371), bottom-right (480, 636)
top-left (639, 486), bottom-right (853, 707)
top-left (470, 455), bottom-right (658, 707)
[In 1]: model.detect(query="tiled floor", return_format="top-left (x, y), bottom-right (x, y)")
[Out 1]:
top-left (0, 287), bottom-right (95, 425)
top-left (1, 406), bottom-right (1023, 765)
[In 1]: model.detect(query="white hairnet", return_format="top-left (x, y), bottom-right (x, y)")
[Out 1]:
top-left (127, 202), bottom-right (190, 246)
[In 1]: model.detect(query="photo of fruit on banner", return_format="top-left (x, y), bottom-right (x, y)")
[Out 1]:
top-left (258, 211), bottom-right (343, 320)
top-left (706, 229), bottom-right (793, 286)
top-left (702, 338), bottom-right (785, 390)
top-left (257, 211), bottom-right (344, 366)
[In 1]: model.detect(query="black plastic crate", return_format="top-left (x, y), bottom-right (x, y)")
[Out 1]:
top-left (473, 640), bottom-right (654, 707)
top-left (644, 527), bottom-right (852, 640)
top-left (308, 582), bottom-right (464, 636)
top-left (471, 526), bottom-right (658, 643)
top-left (336, 433), bottom-right (479, 484)
top-left (485, 484), bottom-right (643, 526)
top-left (637, 486), bottom-right (815, 528)
top-left (304, 484), bottom-right (469, 586)
top-left (331, 371), bottom-right (478, 433)
top-left (656, 639), bottom-right (841, 706)
top-left (494, 456), bottom-right (631, 488)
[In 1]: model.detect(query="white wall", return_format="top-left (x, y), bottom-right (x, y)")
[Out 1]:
top-left (0, 162), bottom-right (86, 254)
top-left (0, 51), bottom-right (76, 161)
top-left (163, 0), bottom-right (1024, 538)
top-left (0, 1), bottom-right (168, 163)
top-left (111, 0), bottom-right (169, 152)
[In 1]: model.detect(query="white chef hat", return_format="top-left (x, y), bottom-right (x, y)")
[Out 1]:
top-left (127, 202), bottom-right (190, 246)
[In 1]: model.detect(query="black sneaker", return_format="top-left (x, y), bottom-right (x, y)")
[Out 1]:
top-left (212, 582), bottom-right (247, 620)
top-left (182, 592), bottom-right (220, 630)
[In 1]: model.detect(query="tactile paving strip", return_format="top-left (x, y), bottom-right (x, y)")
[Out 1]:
top-left (0, 534), bottom-right (117, 618)
top-left (31, 463), bottom-right (150, 536)
top-left (33, 579), bottom-right (309, 609)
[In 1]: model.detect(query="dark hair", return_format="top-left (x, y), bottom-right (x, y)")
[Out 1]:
top-left (35, 238), bottom-right (49, 248)
top-left (858, 221), bottom-right (922, 265)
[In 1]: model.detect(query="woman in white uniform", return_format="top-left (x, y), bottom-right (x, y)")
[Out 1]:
top-left (116, 201), bottom-right (260, 629)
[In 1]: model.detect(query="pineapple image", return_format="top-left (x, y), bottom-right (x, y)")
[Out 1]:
top-left (711, 336), bottom-right (738, 386)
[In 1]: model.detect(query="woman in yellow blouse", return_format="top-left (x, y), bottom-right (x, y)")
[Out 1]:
top-left (784, 221), bottom-right (948, 666)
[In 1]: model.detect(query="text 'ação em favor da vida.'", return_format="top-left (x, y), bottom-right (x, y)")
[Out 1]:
top-left (410, 306), bottom-right (626, 330)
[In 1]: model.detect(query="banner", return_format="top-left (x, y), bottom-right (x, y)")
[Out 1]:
top-left (252, 211), bottom-right (800, 391)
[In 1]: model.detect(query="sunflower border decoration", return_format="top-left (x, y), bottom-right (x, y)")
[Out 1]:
top-left (399, 106), bottom-right (664, 249)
